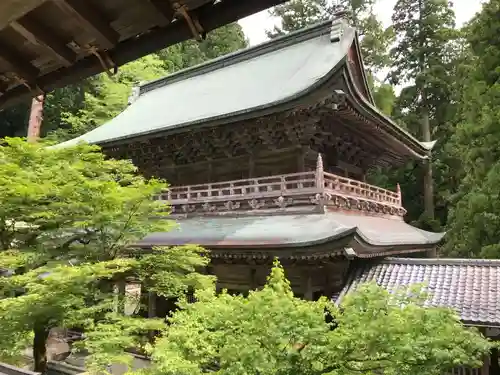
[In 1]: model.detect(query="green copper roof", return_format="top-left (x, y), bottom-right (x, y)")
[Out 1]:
top-left (136, 212), bottom-right (444, 253)
top-left (55, 17), bottom-right (433, 155)
top-left (59, 19), bottom-right (349, 146)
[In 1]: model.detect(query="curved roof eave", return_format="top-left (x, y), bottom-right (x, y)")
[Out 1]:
top-left (134, 219), bottom-right (445, 251)
top-left (54, 21), bottom-right (356, 148)
top-left (342, 67), bottom-right (434, 159)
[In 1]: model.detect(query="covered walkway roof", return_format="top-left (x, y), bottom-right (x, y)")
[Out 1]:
top-left (337, 257), bottom-right (500, 327)
top-left (0, 0), bottom-right (286, 109)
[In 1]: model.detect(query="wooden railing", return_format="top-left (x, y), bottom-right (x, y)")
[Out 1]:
top-left (157, 155), bottom-right (402, 209)
top-left (323, 172), bottom-right (401, 206)
top-left (160, 171), bottom-right (318, 202)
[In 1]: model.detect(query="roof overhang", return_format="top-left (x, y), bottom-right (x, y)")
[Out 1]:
top-left (133, 213), bottom-right (444, 259)
top-left (0, 0), bottom-right (287, 109)
top-left (54, 16), bottom-right (433, 165)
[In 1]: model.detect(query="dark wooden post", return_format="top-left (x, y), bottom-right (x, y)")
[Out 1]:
top-left (117, 279), bottom-right (126, 314)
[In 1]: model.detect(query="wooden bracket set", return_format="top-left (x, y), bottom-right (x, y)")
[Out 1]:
top-left (173, 2), bottom-right (206, 41)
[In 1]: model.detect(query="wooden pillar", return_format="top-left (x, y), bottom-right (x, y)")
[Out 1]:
top-left (297, 147), bottom-right (306, 172)
top-left (148, 291), bottom-right (157, 318)
top-left (208, 161), bottom-right (213, 182)
top-left (248, 155), bottom-right (255, 178)
top-left (490, 347), bottom-right (499, 375)
top-left (304, 274), bottom-right (313, 301)
top-left (250, 268), bottom-right (257, 290)
top-left (27, 94), bottom-right (44, 142)
top-left (116, 279), bottom-right (126, 314)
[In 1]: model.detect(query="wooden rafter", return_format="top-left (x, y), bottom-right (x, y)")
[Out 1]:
top-left (0, 0), bottom-right (289, 109)
top-left (10, 18), bottom-right (76, 66)
top-left (0, 41), bottom-right (39, 82)
top-left (149, 0), bottom-right (175, 24)
top-left (0, 0), bottom-right (47, 30)
top-left (52, 0), bottom-right (119, 50)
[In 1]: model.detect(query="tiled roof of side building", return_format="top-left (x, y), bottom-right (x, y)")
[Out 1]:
top-left (336, 257), bottom-right (500, 327)
top-left (55, 17), bottom-right (433, 155)
top-left (135, 212), bottom-right (444, 255)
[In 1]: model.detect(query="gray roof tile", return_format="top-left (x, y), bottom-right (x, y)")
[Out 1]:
top-left (337, 258), bottom-right (500, 326)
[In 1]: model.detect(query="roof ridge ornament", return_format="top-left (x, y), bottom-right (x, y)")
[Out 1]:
top-left (330, 17), bottom-right (348, 43)
top-left (128, 85), bottom-right (141, 105)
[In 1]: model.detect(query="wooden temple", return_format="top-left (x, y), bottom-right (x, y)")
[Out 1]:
top-left (59, 14), bottom-right (443, 299)
top-left (54, 13), bottom-right (500, 375)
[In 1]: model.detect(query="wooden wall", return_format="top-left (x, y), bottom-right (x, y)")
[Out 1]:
top-left (212, 259), bottom-right (349, 300)
top-left (157, 146), bottom-right (364, 186)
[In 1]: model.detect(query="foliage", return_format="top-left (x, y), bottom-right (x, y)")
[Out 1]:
top-left (47, 56), bottom-right (167, 143)
top-left (267, 0), bottom-right (334, 37)
top-left (125, 261), bottom-right (491, 375)
top-left (44, 23), bottom-right (246, 143)
top-left (156, 23), bottom-right (247, 72)
top-left (0, 138), bottom-right (170, 258)
top-left (443, 0), bottom-right (500, 257)
top-left (0, 138), bottom-right (211, 370)
top-left (267, 0), bottom-right (393, 75)
top-left (372, 83), bottom-right (396, 115)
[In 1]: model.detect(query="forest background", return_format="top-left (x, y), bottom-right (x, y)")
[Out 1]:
top-left (1, 0), bottom-right (499, 259)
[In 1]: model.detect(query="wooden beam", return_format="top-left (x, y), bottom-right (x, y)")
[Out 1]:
top-left (53, 0), bottom-right (119, 50)
top-left (0, 0), bottom-right (288, 109)
top-left (149, 0), bottom-right (175, 24)
top-left (0, 79), bottom-right (8, 94)
top-left (10, 18), bottom-right (76, 66)
top-left (0, 41), bottom-right (39, 81)
top-left (0, 0), bottom-right (47, 30)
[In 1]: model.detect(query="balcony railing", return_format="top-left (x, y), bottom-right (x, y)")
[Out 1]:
top-left (158, 155), bottom-right (404, 217)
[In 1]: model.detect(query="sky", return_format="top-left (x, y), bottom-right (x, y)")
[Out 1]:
top-left (238, 0), bottom-right (485, 46)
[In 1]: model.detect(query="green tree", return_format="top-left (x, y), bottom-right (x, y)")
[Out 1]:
top-left (107, 261), bottom-right (489, 375)
top-left (0, 138), bottom-right (210, 372)
top-left (372, 83), bottom-right (396, 115)
top-left (47, 55), bottom-right (167, 143)
top-left (267, 0), bottom-right (334, 37)
top-left (388, 0), bottom-right (457, 230)
top-left (267, 0), bottom-right (394, 75)
top-left (156, 23), bottom-right (247, 72)
top-left (46, 23), bottom-right (247, 143)
top-left (443, 0), bottom-right (500, 258)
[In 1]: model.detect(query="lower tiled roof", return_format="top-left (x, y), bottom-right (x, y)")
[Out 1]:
top-left (336, 258), bottom-right (500, 327)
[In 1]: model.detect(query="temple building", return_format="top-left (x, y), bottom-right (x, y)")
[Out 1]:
top-left (55, 13), bottom-right (500, 375)
top-left (59, 14), bottom-right (444, 298)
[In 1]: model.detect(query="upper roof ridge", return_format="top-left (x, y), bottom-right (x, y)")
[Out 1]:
top-left (133, 14), bottom-right (350, 99)
top-left (382, 257), bottom-right (500, 266)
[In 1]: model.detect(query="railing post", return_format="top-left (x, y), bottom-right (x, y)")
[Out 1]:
top-left (396, 183), bottom-right (402, 206)
top-left (315, 153), bottom-right (324, 191)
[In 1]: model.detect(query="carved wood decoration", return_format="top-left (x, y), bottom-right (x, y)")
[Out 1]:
top-left (104, 97), bottom-right (404, 186)
top-left (155, 153), bottom-right (405, 219)
top-left (101, 90), bottom-right (409, 218)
